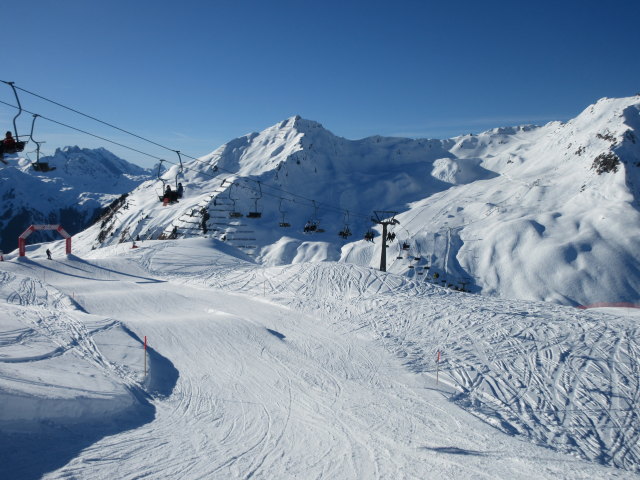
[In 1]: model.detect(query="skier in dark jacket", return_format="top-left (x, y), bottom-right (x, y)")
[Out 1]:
top-left (46, 248), bottom-right (52, 260)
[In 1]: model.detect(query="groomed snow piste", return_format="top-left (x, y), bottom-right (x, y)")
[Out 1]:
top-left (1, 238), bottom-right (638, 478)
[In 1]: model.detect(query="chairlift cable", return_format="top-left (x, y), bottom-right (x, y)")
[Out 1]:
top-left (3, 95), bottom-right (373, 219)
top-left (2, 80), bottom-right (175, 154)
top-left (2, 82), bottom-right (376, 219)
top-left (0, 83), bottom-right (377, 221)
top-left (0, 98), bottom-right (166, 163)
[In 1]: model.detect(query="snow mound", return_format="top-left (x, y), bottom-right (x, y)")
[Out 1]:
top-left (0, 265), bottom-right (177, 478)
top-left (0, 270), bottom-right (151, 433)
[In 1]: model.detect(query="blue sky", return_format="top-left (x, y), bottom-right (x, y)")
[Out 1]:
top-left (2, 0), bottom-right (638, 168)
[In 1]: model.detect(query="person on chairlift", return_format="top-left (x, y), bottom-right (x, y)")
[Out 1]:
top-left (0, 131), bottom-right (16, 161)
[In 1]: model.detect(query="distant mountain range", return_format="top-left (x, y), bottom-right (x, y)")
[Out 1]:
top-left (10, 95), bottom-right (640, 306)
top-left (0, 146), bottom-right (153, 253)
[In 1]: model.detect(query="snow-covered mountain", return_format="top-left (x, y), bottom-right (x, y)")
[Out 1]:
top-left (3, 97), bottom-right (640, 478)
top-left (75, 95), bottom-right (640, 307)
top-left (0, 146), bottom-right (153, 254)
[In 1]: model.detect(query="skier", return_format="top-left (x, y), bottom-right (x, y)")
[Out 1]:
top-left (46, 248), bottom-right (52, 260)
top-left (177, 182), bottom-right (184, 198)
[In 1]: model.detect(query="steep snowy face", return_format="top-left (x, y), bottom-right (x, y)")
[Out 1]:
top-left (384, 95), bottom-right (640, 305)
top-left (73, 96), bottom-right (640, 306)
top-left (74, 115), bottom-right (462, 258)
top-left (0, 148), bottom-right (153, 254)
top-left (44, 146), bottom-right (152, 189)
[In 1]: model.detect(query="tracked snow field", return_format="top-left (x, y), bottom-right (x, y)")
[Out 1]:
top-left (0, 239), bottom-right (637, 478)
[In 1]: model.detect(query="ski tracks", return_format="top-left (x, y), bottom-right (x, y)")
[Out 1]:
top-left (205, 262), bottom-right (640, 472)
top-left (1, 273), bottom-right (138, 393)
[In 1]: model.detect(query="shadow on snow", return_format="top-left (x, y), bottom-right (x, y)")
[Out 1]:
top-left (0, 326), bottom-right (179, 480)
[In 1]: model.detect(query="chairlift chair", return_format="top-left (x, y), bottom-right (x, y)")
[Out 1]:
top-left (228, 183), bottom-right (243, 218)
top-left (2, 140), bottom-right (26, 155)
top-left (2, 81), bottom-right (27, 156)
top-left (306, 200), bottom-right (324, 233)
top-left (229, 202), bottom-right (244, 218)
top-left (338, 227), bottom-right (352, 239)
top-left (247, 209), bottom-right (262, 219)
top-left (338, 211), bottom-right (353, 239)
top-left (28, 115), bottom-right (55, 172)
top-left (303, 221), bottom-right (318, 233)
top-left (247, 181), bottom-right (263, 218)
top-left (278, 198), bottom-right (291, 227)
top-left (32, 162), bottom-right (54, 172)
top-left (155, 161), bottom-right (180, 205)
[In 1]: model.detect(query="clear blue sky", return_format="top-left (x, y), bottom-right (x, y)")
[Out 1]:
top-left (2, 0), bottom-right (639, 168)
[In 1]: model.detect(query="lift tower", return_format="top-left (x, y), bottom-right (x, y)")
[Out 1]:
top-left (371, 211), bottom-right (399, 272)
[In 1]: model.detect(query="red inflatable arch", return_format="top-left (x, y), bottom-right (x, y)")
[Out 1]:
top-left (18, 224), bottom-right (71, 257)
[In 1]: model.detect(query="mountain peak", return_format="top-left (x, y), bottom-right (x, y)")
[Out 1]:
top-left (287, 115), bottom-right (325, 133)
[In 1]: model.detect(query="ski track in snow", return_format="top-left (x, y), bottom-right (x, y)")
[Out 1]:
top-left (0, 243), bottom-right (637, 478)
top-left (160, 254), bottom-right (640, 474)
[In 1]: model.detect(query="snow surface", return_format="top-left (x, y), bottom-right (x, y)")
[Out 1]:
top-left (1, 238), bottom-right (638, 478)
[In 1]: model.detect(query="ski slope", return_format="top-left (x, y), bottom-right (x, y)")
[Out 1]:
top-left (0, 239), bottom-right (638, 478)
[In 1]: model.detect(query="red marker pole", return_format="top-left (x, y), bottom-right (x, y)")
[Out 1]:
top-left (144, 336), bottom-right (147, 376)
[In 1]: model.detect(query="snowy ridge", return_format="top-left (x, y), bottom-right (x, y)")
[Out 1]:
top-left (72, 95), bottom-right (640, 306)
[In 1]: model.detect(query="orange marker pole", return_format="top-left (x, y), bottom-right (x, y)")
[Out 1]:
top-left (144, 336), bottom-right (147, 376)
